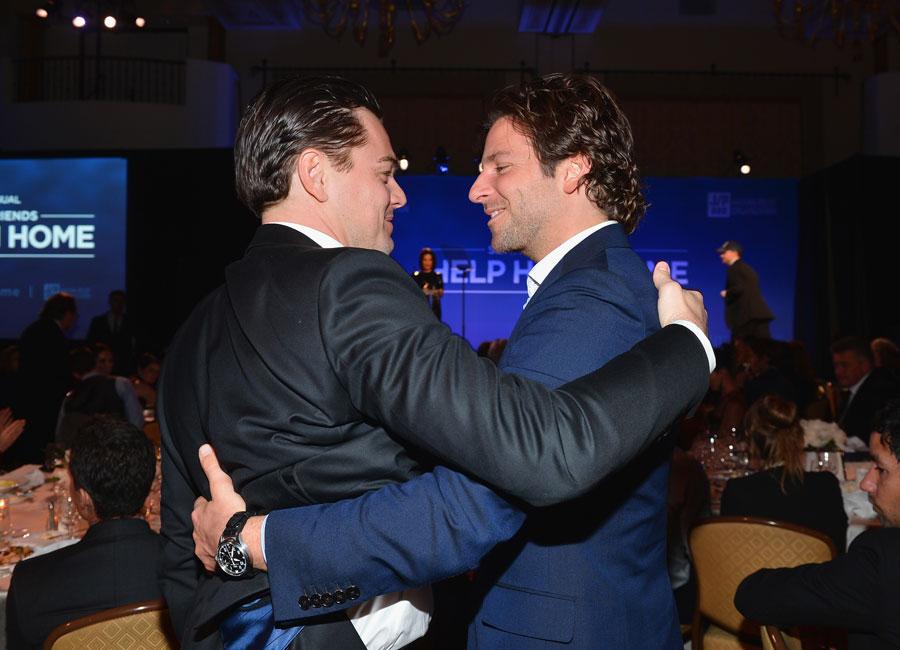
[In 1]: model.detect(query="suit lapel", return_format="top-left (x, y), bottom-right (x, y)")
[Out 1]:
top-left (507, 222), bottom-right (629, 347)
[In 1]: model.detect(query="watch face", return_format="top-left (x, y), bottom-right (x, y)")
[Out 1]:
top-left (216, 540), bottom-right (249, 577)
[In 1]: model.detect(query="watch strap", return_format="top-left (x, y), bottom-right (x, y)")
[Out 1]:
top-left (220, 511), bottom-right (256, 542)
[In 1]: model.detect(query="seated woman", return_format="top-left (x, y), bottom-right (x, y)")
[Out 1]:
top-left (131, 353), bottom-right (161, 410)
top-left (720, 394), bottom-right (848, 551)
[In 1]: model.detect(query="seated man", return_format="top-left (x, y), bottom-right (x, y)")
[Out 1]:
top-left (735, 400), bottom-right (900, 649)
top-left (56, 344), bottom-right (144, 447)
top-left (832, 336), bottom-right (900, 445)
top-left (5, 416), bottom-right (161, 649)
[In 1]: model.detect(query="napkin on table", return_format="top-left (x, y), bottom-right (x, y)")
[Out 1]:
top-left (0, 465), bottom-right (45, 491)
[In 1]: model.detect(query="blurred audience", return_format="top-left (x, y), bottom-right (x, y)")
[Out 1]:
top-left (720, 394), bottom-right (847, 551)
top-left (831, 336), bottom-right (900, 445)
top-left (0, 407), bottom-right (25, 456)
top-left (0, 345), bottom-right (20, 410)
top-left (86, 289), bottom-right (136, 376)
top-left (5, 416), bottom-right (162, 649)
top-left (735, 400), bottom-right (900, 649)
top-left (779, 340), bottom-right (818, 414)
top-left (871, 337), bottom-right (900, 376)
top-left (131, 353), bottom-right (161, 410)
top-left (8, 293), bottom-right (78, 466)
top-left (56, 344), bottom-right (143, 448)
top-left (706, 344), bottom-right (747, 437)
top-left (736, 337), bottom-right (798, 407)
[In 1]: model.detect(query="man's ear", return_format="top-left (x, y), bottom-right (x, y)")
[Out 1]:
top-left (561, 154), bottom-right (592, 195)
top-left (297, 149), bottom-right (328, 203)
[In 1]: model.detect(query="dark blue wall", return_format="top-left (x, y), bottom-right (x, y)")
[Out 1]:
top-left (391, 175), bottom-right (798, 348)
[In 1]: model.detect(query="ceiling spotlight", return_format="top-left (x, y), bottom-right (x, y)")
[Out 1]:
top-left (135, 16), bottom-right (146, 28)
top-left (72, 15), bottom-right (86, 28)
top-left (103, 15), bottom-right (117, 28)
top-left (398, 150), bottom-right (409, 172)
top-left (36, 7), bottom-right (49, 18)
top-left (434, 146), bottom-right (449, 175)
top-left (734, 150), bottom-right (752, 176)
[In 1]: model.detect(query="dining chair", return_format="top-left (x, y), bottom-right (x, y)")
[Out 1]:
top-left (689, 516), bottom-right (835, 650)
top-left (43, 599), bottom-right (177, 650)
top-left (761, 624), bottom-right (801, 650)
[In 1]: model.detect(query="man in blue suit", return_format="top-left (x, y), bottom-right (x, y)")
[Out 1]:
top-left (458, 73), bottom-right (680, 648)
top-left (188, 74), bottom-right (711, 648)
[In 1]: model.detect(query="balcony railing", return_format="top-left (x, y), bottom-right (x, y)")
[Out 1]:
top-left (13, 56), bottom-right (186, 104)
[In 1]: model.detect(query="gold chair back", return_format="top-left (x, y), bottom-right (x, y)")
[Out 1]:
top-left (689, 516), bottom-right (835, 650)
top-left (44, 599), bottom-right (176, 650)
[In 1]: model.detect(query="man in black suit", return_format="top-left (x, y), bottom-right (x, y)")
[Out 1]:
top-left (5, 416), bottom-right (161, 649)
top-left (6, 293), bottom-right (77, 467)
top-left (718, 240), bottom-right (774, 339)
top-left (832, 336), bottom-right (900, 445)
top-left (735, 400), bottom-right (900, 649)
top-left (86, 290), bottom-right (135, 375)
top-left (159, 76), bottom-right (713, 649)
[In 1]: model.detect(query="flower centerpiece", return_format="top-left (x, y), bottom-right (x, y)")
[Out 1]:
top-left (800, 419), bottom-right (847, 450)
top-left (799, 419), bottom-right (847, 477)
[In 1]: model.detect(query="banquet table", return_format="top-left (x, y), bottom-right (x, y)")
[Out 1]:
top-left (691, 433), bottom-right (880, 549)
top-left (0, 464), bottom-right (160, 650)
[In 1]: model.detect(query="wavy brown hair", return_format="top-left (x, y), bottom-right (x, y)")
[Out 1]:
top-left (486, 73), bottom-right (647, 234)
top-left (745, 395), bottom-right (806, 493)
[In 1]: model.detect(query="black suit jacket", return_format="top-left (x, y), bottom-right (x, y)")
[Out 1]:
top-left (4, 518), bottom-right (162, 650)
top-left (158, 224), bottom-right (710, 647)
top-left (735, 528), bottom-right (900, 650)
top-left (87, 312), bottom-right (136, 375)
top-left (720, 468), bottom-right (848, 551)
top-left (7, 317), bottom-right (71, 466)
top-left (840, 369), bottom-right (900, 444)
top-left (724, 259), bottom-right (774, 333)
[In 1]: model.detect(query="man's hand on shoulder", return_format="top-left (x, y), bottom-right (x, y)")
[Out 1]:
top-left (653, 261), bottom-right (708, 335)
top-left (192, 444), bottom-right (267, 572)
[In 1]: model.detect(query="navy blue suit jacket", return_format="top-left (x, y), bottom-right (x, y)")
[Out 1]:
top-left (467, 223), bottom-right (680, 648)
top-left (264, 224), bottom-right (682, 648)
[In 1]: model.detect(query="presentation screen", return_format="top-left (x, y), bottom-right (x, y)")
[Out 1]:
top-left (0, 158), bottom-right (127, 339)
top-left (391, 175), bottom-right (797, 348)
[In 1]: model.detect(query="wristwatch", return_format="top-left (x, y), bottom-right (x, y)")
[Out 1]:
top-left (215, 511), bottom-right (257, 578)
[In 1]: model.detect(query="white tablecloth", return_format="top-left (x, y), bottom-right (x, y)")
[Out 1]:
top-left (0, 464), bottom-right (160, 650)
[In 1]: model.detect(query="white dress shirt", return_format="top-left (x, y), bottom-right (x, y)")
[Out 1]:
top-left (263, 221), bottom-right (432, 650)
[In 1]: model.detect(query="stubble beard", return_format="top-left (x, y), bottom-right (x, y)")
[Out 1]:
top-left (490, 194), bottom-right (548, 259)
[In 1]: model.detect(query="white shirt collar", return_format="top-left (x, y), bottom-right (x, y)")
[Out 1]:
top-left (268, 221), bottom-right (343, 249)
top-left (525, 221), bottom-right (616, 305)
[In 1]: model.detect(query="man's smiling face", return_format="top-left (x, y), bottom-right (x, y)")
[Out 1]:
top-left (468, 117), bottom-right (560, 262)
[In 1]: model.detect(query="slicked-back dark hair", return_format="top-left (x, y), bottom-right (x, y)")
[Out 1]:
top-left (69, 416), bottom-right (156, 519)
top-left (486, 73), bottom-right (647, 234)
top-left (235, 75), bottom-right (383, 217)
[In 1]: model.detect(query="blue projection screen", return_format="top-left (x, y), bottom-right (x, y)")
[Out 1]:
top-left (391, 176), bottom-right (797, 348)
top-left (0, 158), bottom-right (127, 339)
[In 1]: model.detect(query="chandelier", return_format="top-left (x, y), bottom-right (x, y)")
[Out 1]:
top-left (302, 0), bottom-right (466, 56)
top-left (773, 0), bottom-right (900, 48)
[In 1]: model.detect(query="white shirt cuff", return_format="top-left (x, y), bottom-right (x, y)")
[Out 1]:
top-left (259, 513), bottom-right (269, 564)
top-left (671, 320), bottom-right (716, 373)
